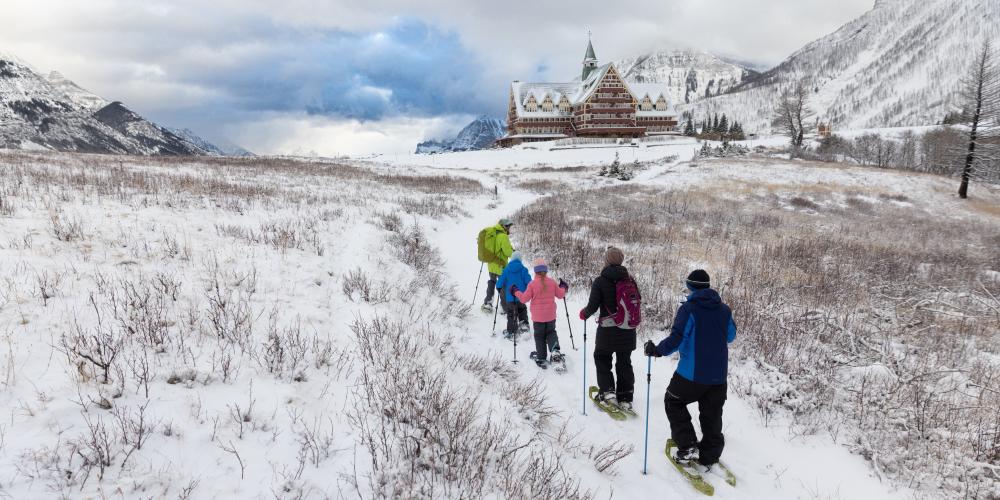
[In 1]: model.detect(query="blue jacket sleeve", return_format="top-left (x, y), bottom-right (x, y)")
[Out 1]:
top-left (520, 268), bottom-right (532, 290)
top-left (657, 304), bottom-right (690, 356)
top-left (727, 316), bottom-right (737, 343)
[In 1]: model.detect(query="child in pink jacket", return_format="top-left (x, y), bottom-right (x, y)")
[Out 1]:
top-left (513, 258), bottom-right (569, 368)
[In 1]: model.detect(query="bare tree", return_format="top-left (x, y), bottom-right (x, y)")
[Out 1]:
top-left (957, 40), bottom-right (1000, 198)
top-left (774, 83), bottom-right (813, 151)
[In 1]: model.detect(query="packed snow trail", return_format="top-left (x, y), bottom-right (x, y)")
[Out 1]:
top-left (420, 162), bottom-right (909, 499)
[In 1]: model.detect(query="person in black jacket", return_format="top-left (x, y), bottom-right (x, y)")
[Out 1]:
top-left (579, 247), bottom-right (637, 411)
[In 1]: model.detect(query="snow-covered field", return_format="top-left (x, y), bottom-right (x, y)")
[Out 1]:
top-left (0, 142), bottom-right (997, 499)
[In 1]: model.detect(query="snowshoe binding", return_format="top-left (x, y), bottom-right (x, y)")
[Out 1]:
top-left (588, 387), bottom-right (627, 421)
top-left (665, 439), bottom-right (737, 496)
top-left (549, 351), bottom-right (567, 373)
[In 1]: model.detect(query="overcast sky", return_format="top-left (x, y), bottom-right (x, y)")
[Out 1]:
top-left (1, 0), bottom-right (875, 155)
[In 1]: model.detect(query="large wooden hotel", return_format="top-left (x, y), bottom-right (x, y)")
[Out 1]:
top-left (497, 39), bottom-right (679, 147)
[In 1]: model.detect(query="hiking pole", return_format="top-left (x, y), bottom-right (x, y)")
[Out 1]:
top-left (491, 293), bottom-right (500, 336)
top-left (472, 262), bottom-right (484, 305)
top-left (512, 307), bottom-right (519, 364)
top-left (562, 297), bottom-right (577, 350)
top-left (582, 317), bottom-right (588, 416)
top-left (643, 354), bottom-right (652, 475)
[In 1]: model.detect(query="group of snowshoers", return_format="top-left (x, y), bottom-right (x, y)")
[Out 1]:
top-left (477, 218), bottom-right (738, 469)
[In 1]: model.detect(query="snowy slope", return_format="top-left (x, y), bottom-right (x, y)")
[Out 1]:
top-left (0, 53), bottom-right (209, 155)
top-left (683, 0), bottom-right (1000, 132)
top-left (3, 144), bottom-right (998, 498)
top-left (614, 49), bottom-right (759, 104)
top-left (416, 115), bottom-right (505, 153)
top-left (168, 127), bottom-right (255, 157)
top-left (0, 148), bottom-right (928, 499)
top-left (46, 71), bottom-right (109, 112)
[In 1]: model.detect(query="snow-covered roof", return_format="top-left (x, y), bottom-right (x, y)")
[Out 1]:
top-left (629, 83), bottom-right (671, 102)
top-left (510, 63), bottom-right (675, 118)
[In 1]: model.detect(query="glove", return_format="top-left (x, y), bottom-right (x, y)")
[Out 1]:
top-left (558, 279), bottom-right (568, 290)
top-left (511, 284), bottom-right (520, 294)
top-left (644, 340), bottom-right (661, 357)
top-left (579, 309), bottom-right (588, 320)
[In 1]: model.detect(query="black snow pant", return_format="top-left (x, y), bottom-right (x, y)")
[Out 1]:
top-left (594, 326), bottom-right (637, 402)
top-left (505, 301), bottom-right (528, 335)
top-left (485, 273), bottom-right (507, 310)
top-left (533, 320), bottom-right (560, 360)
top-left (664, 372), bottom-right (727, 465)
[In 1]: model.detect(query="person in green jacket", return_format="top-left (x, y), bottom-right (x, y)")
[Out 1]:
top-left (483, 218), bottom-right (514, 312)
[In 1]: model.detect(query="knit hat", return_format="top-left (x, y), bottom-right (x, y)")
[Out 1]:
top-left (605, 247), bottom-right (625, 267)
top-left (686, 269), bottom-right (711, 290)
top-left (533, 258), bottom-right (548, 274)
top-left (510, 251), bottom-right (522, 262)
top-left (499, 218), bottom-right (513, 228)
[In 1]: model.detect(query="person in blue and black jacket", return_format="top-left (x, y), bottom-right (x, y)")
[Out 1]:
top-left (644, 269), bottom-right (737, 467)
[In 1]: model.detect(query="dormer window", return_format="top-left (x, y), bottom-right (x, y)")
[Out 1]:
top-left (526, 95), bottom-right (538, 112)
top-left (542, 95), bottom-right (554, 112)
top-left (640, 95), bottom-right (653, 111)
top-left (559, 96), bottom-right (570, 112)
top-left (655, 96), bottom-right (667, 111)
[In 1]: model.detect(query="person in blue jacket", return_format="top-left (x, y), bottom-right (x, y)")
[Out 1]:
top-left (496, 251), bottom-right (531, 337)
top-left (645, 269), bottom-right (737, 467)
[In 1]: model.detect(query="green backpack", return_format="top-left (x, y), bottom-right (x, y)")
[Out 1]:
top-left (477, 226), bottom-right (499, 263)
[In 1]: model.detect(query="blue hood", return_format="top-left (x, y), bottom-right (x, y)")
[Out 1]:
top-left (687, 288), bottom-right (722, 309)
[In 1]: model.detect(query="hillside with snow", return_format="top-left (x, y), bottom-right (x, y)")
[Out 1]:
top-left (681, 0), bottom-right (1000, 133)
top-left (416, 115), bottom-right (505, 153)
top-left (0, 53), bottom-right (243, 156)
top-left (614, 49), bottom-right (758, 105)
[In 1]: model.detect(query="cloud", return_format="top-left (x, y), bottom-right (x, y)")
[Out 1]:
top-left (0, 0), bottom-right (877, 154)
top-left (228, 113), bottom-right (469, 156)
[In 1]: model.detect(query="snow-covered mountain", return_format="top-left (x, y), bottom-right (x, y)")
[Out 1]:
top-left (0, 53), bottom-right (209, 155)
top-left (684, 0), bottom-right (1000, 132)
top-left (168, 128), bottom-right (254, 157)
top-left (614, 49), bottom-right (759, 104)
top-left (416, 115), bottom-right (505, 154)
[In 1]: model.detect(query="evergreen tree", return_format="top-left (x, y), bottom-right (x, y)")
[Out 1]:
top-left (719, 114), bottom-right (729, 135)
top-left (712, 114), bottom-right (719, 133)
top-left (684, 117), bottom-right (695, 136)
top-left (608, 152), bottom-right (621, 177)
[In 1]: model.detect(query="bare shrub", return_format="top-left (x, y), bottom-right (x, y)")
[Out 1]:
top-left (204, 274), bottom-right (254, 348)
top-left (374, 211), bottom-right (402, 233)
top-left (260, 314), bottom-right (309, 381)
top-left (111, 400), bottom-right (154, 467)
top-left (342, 267), bottom-right (390, 304)
top-left (61, 297), bottom-right (125, 385)
top-left (348, 317), bottom-right (591, 499)
top-left (50, 212), bottom-right (84, 242)
top-left (589, 441), bottom-right (634, 474)
top-left (0, 192), bottom-right (14, 216)
top-left (389, 222), bottom-right (436, 271)
top-left (73, 413), bottom-right (119, 484)
top-left (216, 216), bottom-right (326, 256)
top-left (788, 196), bottom-right (820, 210)
top-left (515, 178), bottom-right (570, 194)
top-left (294, 416), bottom-right (337, 468)
top-left (36, 270), bottom-right (62, 306)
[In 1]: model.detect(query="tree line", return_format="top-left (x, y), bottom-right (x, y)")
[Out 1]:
top-left (680, 112), bottom-right (746, 141)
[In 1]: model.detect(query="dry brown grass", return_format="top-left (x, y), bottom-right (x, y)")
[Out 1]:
top-left (514, 180), bottom-right (1000, 496)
